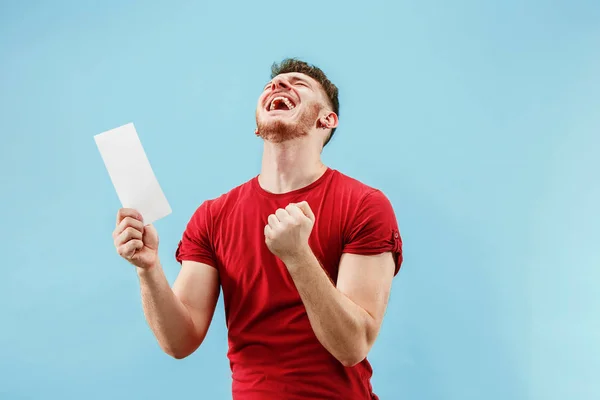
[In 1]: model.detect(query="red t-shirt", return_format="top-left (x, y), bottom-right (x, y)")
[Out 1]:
top-left (175, 168), bottom-right (403, 400)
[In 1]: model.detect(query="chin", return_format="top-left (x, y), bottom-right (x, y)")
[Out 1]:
top-left (257, 119), bottom-right (307, 143)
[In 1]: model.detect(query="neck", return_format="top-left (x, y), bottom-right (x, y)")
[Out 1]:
top-left (258, 138), bottom-right (327, 194)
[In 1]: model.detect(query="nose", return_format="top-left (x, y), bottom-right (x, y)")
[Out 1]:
top-left (270, 76), bottom-right (291, 91)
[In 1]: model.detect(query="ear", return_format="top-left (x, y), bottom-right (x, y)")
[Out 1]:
top-left (318, 111), bottom-right (339, 130)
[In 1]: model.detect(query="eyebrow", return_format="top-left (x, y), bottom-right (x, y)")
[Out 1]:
top-left (289, 75), bottom-right (312, 86)
top-left (264, 75), bottom-right (313, 88)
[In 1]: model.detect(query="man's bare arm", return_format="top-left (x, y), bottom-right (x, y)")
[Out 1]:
top-left (137, 260), bottom-right (220, 359)
top-left (113, 208), bottom-right (220, 360)
top-left (286, 251), bottom-right (395, 367)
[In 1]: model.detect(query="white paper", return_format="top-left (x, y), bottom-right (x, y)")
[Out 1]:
top-left (94, 122), bottom-right (172, 225)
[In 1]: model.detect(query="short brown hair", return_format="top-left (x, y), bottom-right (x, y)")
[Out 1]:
top-left (271, 58), bottom-right (339, 146)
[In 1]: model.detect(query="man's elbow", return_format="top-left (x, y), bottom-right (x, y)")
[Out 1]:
top-left (340, 356), bottom-right (364, 368)
top-left (339, 349), bottom-right (368, 367)
top-left (167, 348), bottom-right (193, 360)
top-left (338, 325), bottom-right (379, 367)
top-left (162, 344), bottom-right (192, 360)
top-left (161, 336), bottom-right (202, 360)
top-left (338, 342), bottom-right (370, 367)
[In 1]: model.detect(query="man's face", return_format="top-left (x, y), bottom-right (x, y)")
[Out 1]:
top-left (255, 72), bottom-right (326, 143)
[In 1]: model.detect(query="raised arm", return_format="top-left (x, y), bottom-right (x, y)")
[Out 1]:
top-left (113, 208), bottom-right (220, 359)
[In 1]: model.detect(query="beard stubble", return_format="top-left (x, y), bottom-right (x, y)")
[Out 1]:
top-left (256, 102), bottom-right (322, 143)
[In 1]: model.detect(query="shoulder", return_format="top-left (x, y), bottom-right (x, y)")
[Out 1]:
top-left (333, 170), bottom-right (403, 271)
top-left (329, 169), bottom-right (391, 204)
top-left (329, 169), bottom-right (398, 233)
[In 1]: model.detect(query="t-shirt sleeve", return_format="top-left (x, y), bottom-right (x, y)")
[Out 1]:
top-left (343, 189), bottom-right (403, 275)
top-left (175, 201), bottom-right (218, 268)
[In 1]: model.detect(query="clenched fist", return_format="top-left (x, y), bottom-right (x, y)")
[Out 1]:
top-left (113, 208), bottom-right (159, 270)
top-left (264, 201), bottom-right (315, 264)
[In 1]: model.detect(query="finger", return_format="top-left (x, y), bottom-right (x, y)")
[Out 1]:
top-left (142, 224), bottom-right (158, 242)
top-left (116, 208), bottom-right (143, 226)
top-left (285, 204), bottom-right (306, 221)
top-left (115, 226), bottom-right (143, 247)
top-left (295, 201), bottom-right (315, 222)
top-left (275, 208), bottom-right (292, 223)
top-left (117, 239), bottom-right (143, 259)
top-left (267, 214), bottom-right (279, 228)
top-left (264, 224), bottom-right (273, 238)
top-left (113, 216), bottom-right (144, 239)
top-left (121, 216), bottom-right (144, 232)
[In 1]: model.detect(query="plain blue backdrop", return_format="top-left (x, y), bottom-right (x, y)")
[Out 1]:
top-left (1, 1), bottom-right (599, 399)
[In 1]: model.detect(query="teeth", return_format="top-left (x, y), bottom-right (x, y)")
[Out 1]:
top-left (269, 96), bottom-right (296, 111)
top-left (283, 98), bottom-right (294, 109)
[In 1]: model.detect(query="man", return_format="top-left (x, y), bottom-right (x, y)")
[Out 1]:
top-left (113, 59), bottom-right (403, 399)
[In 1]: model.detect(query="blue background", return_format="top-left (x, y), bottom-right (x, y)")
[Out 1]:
top-left (1, 1), bottom-right (599, 399)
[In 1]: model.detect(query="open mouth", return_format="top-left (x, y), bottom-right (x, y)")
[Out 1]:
top-left (267, 96), bottom-right (296, 112)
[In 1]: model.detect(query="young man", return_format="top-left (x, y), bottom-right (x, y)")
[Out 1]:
top-left (113, 59), bottom-right (403, 399)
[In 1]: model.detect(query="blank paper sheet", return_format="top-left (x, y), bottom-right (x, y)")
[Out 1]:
top-left (94, 123), bottom-right (172, 225)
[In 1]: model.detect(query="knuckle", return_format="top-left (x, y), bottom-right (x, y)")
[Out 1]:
top-left (117, 246), bottom-right (127, 257)
top-left (123, 216), bottom-right (135, 226)
top-left (118, 208), bottom-right (130, 221)
top-left (114, 231), bottom-right (124, 245)
top-left (126, 226), bottom-right (140, 237)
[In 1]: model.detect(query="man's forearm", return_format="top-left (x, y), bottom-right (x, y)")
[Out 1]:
top-left (137, 261), bottom-right (199, 359)
top-left (285, 250), bottom-right (375, 367)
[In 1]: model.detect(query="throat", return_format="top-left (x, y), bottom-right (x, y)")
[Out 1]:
top-left (258, 154), bottom-right (327, 194)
